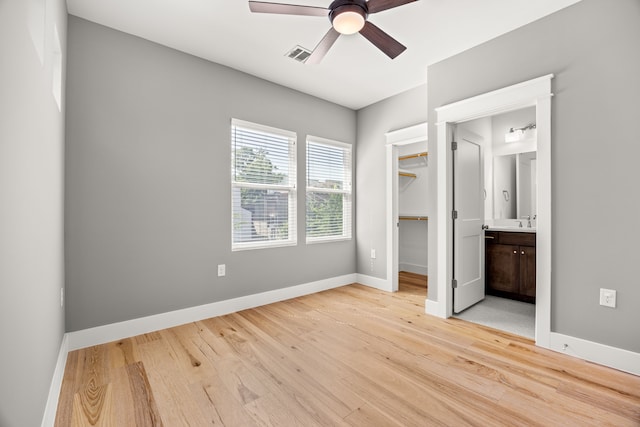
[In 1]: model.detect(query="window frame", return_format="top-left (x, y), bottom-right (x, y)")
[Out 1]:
top-left (305, 136), bottom-right (353, 244)
top-left (231, 118), bottom-right (297, 251)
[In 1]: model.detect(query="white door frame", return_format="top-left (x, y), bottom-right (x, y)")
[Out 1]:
top-left (426, 75), bottom-right (553, 348)
top-left (385, 122), bottom-right (428, 292)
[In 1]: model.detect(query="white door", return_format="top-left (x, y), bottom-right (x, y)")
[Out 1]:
top-left (453, 127), bottom-right (485, 313)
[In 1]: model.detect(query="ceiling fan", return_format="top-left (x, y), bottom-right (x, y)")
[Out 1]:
top-left (248, 0), bottom-right (417, 64)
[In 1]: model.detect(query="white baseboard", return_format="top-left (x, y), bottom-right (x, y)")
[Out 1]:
top-left (41, 334), bottom-right (69, 427)
top-left (549, 332), bottom-right (640, 376)
top-left (356, 273), bottom-right (392, 292)
top-left (67, 273), bottom-right (356, 351)
top-left (399, 263), bottom-right (428, 276)
top-left (425, 298), bottom-right (446, 318)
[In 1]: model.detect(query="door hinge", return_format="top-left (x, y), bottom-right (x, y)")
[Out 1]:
top-left (452, 210), bottom-right (458, 220)
top-left (451, 141), bottom-right (458, 151)
top-left (452, 279), bottom-right (458, 289)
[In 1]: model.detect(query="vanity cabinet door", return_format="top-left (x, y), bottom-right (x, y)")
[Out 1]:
top-left (519, 245), bottom-right (536, 298)
top-left (486, 243), bottom-right (519, 294)
top-left (485, 231), bottom-right (536, 303)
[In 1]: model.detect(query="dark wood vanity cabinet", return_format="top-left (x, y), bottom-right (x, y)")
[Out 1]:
top-left (485, 231), bottom-right (536, 303)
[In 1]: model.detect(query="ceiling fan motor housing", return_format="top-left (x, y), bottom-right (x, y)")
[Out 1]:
top-left (328, 0), bottom-right (368, 24)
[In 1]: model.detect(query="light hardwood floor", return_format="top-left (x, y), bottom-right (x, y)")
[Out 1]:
top-left (398, 271), bottom-right (428, 288)
top-left (55, 277), bottom-right (640, 426)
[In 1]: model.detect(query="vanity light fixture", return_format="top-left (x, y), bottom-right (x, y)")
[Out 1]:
top-left (505, 123), bottom-right (536, 143)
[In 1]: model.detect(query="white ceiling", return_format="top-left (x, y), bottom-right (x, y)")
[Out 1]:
top-left (66, 0), bottom-right (582, 110)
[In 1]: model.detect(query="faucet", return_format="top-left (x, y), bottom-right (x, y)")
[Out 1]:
top-left (521, 215), bottom-right (532, 228)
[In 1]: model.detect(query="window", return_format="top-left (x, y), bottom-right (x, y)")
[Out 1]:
top-left (306, 137), bottom-right (352, 243)
top-left (231, 119), bottom-right (297, 250)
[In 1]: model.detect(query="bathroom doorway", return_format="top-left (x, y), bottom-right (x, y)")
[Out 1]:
top-left (451, 107), bottom-right (537, 339)
top-left (427, 74), bottom-right (553, 348)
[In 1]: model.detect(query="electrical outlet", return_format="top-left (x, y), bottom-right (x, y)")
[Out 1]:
top-left (217, 264), bottom-right (226, 277)
top-left (599, 288), bottom-right (616, 308)
top-left (370, 249), bottom-right (376, 259)
top-left (60, 288), bottom-right (64, 308)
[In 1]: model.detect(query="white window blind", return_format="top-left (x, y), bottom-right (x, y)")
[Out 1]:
top-left (306, 137), bottom-right (352, 243)
top-left (231, 119), bottom-right (297, 250)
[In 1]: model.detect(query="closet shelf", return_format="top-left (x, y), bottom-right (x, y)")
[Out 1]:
top-left (398, 151), bottom-right (428, 161)
top-left (399, 151), bottom-right (428, 167)
top-left (398, 152), bottom-right (426, 191)
top-left (399, 215), bottom-right (428, 221)
top-left (398, 169), bottom-right (417, 178)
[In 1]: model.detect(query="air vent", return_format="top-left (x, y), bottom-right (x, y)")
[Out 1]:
top-left (285, 45), bottom-right (312, 63)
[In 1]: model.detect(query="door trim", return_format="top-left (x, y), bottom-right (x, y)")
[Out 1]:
top-left (427, 74), bottom-right (553, 348)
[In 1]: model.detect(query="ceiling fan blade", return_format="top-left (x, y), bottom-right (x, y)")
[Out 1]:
top-left (366, 0), bottom-right (417, 14)
top-left (248, 1), bottom-right (329, 17)
top-left (306, 28), bottom-right (340, 65)
top-left (359, 21), bottom-right (406, 59)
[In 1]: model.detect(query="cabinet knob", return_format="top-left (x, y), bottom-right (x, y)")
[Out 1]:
top-left (513, 250), bottom-right (517, 254)
top-left (521, 251), bottom-right (525, 255)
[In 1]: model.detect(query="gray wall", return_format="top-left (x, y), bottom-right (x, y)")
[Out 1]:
top-left (65, 17), bottom-right (357, 332)
top-left (427, 0), bottom-right (640, 352)
top-left (0, 0), bottom-right (67, 425)
top-left (356, 85), bottom-right (427, 279)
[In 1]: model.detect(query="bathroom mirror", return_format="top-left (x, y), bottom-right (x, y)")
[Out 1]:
top-left (492, 151), bottom-right (537, 220)
top-left (479, 106), bottom-right (538, 222)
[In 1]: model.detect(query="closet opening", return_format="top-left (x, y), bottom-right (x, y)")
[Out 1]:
top-left (385, 123), bottom-right (428, 295)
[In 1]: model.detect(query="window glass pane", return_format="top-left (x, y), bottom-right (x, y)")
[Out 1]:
top-left (307, 142), bottom-right (346, 190)
top-left (306, 192), bottom-right (344, 238)
top-left (233, 188), bottom-right (292, 242)
top-left (232, 127), bottom-right (291, 185)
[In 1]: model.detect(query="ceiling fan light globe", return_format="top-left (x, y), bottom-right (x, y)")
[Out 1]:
top-left (332, 10), bottom-right (365, 35)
